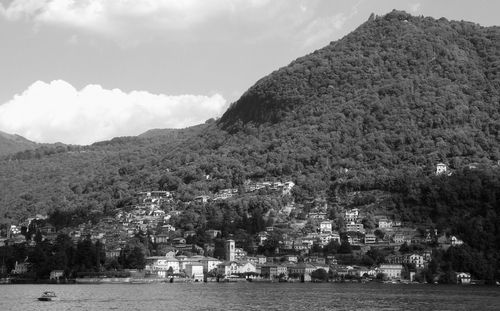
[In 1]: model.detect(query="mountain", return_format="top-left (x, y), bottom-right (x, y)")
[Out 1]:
top-left (0, 11), bottom-right (499, 261)
top-left (221, 10), bottom-right (500, 170)
top-left (0, 131), bottom-right (38, 156)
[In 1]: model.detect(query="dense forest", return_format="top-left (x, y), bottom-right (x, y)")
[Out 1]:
top-left (1, 11), bottom-right (500, 278)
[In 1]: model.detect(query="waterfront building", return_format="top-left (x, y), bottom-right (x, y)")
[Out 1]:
top-left (378, 264), bottom-right (403, 279)
top-left (185, 264), bottom-right (204, 282)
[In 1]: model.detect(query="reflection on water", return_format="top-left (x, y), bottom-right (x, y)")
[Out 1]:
top-left (1, 282), bottom-right (499, 311)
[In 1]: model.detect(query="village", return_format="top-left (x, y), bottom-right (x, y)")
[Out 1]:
top-left (0, 164), bottom-right (473, 284)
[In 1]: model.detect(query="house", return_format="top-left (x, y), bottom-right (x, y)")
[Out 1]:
top-left (344, 209), bottom-right (359, 223)
top-left (319, 232), bottom-right (340, 246)
top-left (261, 264), bottom-right (287, 279)
top-left (185, 264), bottom-right (204, 281)
top-left (436, 163), bottom-right (448, 175)
top-left (346, 222), bottom-right (364, 233)
top-left (50, 270), bottom-right (64, 280)
top-left (406, 254), bottom-right (425, 269)
top-left (364, 233), bottom-right (376, 244)
top-left (393, 234), bottom-right (405, 244)
top-left (144, 256), bottom-right (180, 277)
top-left (450, 236), bottom-right (464, 246)
top-left (11, 260), bottom-right (29, 275)
top-left (217, 261), bottom-right (238, 276)
top-left (378, 218), bottom-right (392, 230)
top-left (288, 263), bottom-right (317, 279)
top-left (378, 264), bottom-right (403, 279)
top-left (237, 261), bottom-right (256, 274)
top-left (199, 257), bottom-right (222, 273)
top-left (319, 221), bottom-right (333, 233)
top-left (283, 254), bottom-right (298, 263)
top-left (193, 195), bottom-right (211, 204)
top-left (257, 231), bottom-right (269, 245)
top-left (155, 233), bottom-right (169, 244)
top-left (308, 212), bottom-right (327, 220)
top-left (456, 272), bottom-right (471, 284)
top-left (304, 256), bottom-right (326, 265)
top-left (234, 247), bottom-right (247, 260)
top-left (256, 255), bottom-right (267, 264)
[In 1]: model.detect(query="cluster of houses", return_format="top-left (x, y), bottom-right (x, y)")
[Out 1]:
top-left (194, 180), bottom-right (295, 203)
top-left (1, 169), bottom-right (473, 283)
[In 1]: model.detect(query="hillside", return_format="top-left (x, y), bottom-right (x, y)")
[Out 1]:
top-left (0, 10), bottom-right (499, 236)
top-left (0, 131), bottom-right (38, 156)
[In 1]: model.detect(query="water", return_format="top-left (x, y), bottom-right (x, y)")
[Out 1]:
top-left (1, 282), bottom-right (499, 311)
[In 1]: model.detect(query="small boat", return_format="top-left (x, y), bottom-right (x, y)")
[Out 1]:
top-left (38, 291), bottom-right (58, 301)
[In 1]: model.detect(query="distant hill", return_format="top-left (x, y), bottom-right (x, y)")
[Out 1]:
top-left (0, 130), bottom-right (38, 156)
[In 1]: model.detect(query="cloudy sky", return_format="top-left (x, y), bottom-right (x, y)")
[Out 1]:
top-left (0, 0), bottom-right (498, 145)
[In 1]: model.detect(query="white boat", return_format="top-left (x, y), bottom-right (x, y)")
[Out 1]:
top-left (38, 291), bottom-right (58, 301)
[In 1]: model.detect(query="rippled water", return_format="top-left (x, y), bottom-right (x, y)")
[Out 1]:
top-left (1, 282), bottom-right (499, 311)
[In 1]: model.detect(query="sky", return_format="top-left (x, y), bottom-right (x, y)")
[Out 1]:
top-left (0, 0), bottom-right (499, 145)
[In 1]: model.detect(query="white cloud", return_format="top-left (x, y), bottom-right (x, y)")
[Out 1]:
top-left (0, 80), bottom-right (228, 145)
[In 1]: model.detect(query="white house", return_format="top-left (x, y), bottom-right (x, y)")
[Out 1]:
top-left (237, 261), bottom-right (256, 274)
top-left (378, 264), bottom-right (403, 279)
top-left (436, 163), bottom-right (448, 175)
top-left (319, 221), bottom-right (333, 233)
top-left (185, 264), bottom-right (204, 281)
top-left (344, 209), bottom-right (359, 223)
top-left (145, 256), bottom-right (180, 277)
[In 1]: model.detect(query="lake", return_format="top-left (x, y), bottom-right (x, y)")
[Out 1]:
top-left (1, 282), bottom-right (499, 310)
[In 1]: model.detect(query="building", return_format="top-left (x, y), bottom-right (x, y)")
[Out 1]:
top-left (261, 264), bottom-right (287, 279)
top-left (378, 218), bottom-right (392, 230)
top-left (50, 270), bottom-right (64, 280)
top-left (406, 254), bottom-right (425, 269)
top-left (436, 163), bottom-right (448, 175)
top-left (450, 236), bottom-right (464, 246)
top-left (237, 261), bottom-right (256, 274)
top-left (364, 233), bottom-right (376, 244)
top-left (185, 264), bottom-right (204, 282)
top-left (344, 209), bottom-right (359, 223)
top-left (319, 232), bottom-right (341, 246)
top-left (144, 256), bottom-right (180, 277)
top-left (283, 254), bottom-right (298, 263)
top-left (193, 195), bottom-right (210, 204)
top-left (199, 257), bottom-right (222, 273)
top-left (378, 264), bottom-right (403, 279)
top-left (217, 261), bottom-right (238, 276)
top-left (346, 222), bottom-right (364, 233)
top-left (11, 261), bottom-right (29, 275)
top-left (319, 221), bottom-right (333, 233)
top-left (456, 272), bottom-right (471, 284)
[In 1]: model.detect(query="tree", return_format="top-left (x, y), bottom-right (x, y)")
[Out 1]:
top-left (311, 268), bottom-right (328, 282)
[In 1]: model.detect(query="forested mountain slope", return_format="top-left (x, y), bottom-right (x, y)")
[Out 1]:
top-left (221, 10), bottom-right (500, 170)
